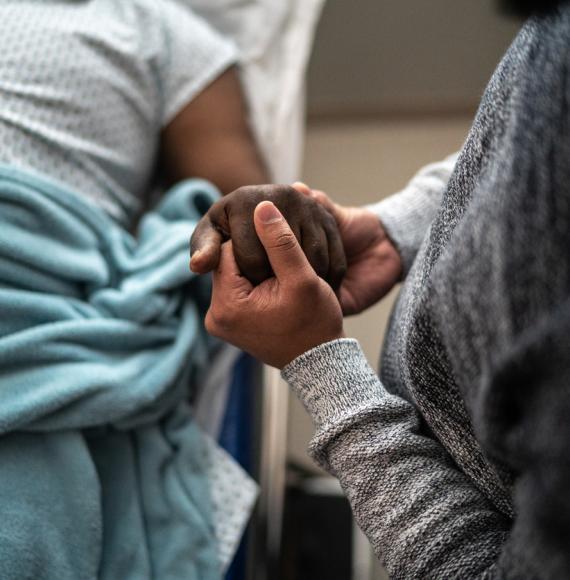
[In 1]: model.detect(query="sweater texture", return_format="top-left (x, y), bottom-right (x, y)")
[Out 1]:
top-left (283, 8), bottom-right (570, 579)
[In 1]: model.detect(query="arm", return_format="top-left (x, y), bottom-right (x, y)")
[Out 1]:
top-left (203, 201), bottom-right (510, 577)
top-left (162, 70), bottom-right (346, 289)
top-left (160, 66), bottom-right (269, 193)
top-left (282, 312), bottom-right (570, 579)
top-left (282, 340), bottom-right (510, 579)
top-left (160, 62), bottom-right (346, 288)
top-left (290, 154), bottom-right (458, 315)
top-left (204, 204), bottom-right (570, 578)
top-left (369, 153), bottom-right (459, 274)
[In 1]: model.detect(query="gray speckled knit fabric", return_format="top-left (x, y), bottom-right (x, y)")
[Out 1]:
top-left (283, 8), bottom-right (570, 579)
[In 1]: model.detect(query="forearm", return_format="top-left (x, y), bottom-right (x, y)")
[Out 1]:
top-left (369, 153), bottom-right (459, 274)
top-left (282, 339), bottom-right (510, 579)
top-left (160, 66), bottom-right (269, 194)
top-left (170, 127), bottom-right (268, 194)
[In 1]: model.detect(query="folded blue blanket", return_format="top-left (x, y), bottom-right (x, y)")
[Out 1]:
top-left (0, 165), bottom-right (222, 579)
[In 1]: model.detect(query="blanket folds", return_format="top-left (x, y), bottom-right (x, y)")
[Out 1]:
top-left (0, 165), bottom-right (223, 579)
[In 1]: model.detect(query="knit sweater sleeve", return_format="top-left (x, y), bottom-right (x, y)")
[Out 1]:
top-left (282, 339), bottom-right (510, 579)
top-left (368, 153), bottom-right (458, 275)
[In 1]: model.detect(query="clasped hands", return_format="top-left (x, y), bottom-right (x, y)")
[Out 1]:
top-left (190, 184), bottom-right (402, 369)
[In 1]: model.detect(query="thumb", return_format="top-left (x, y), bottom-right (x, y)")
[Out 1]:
top-left (253, 201), bottom-right (310, 281)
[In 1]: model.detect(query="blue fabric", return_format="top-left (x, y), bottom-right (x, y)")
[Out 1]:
top-left (0, 165), bottom-right (222, 580)
top-left (222, 354), bottom-right (256, 580)
top-left (219, 354), bottom-right (256, 473)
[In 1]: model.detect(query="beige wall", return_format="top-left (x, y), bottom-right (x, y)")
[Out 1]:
top-left (308, 0), bottom-right (520, 115)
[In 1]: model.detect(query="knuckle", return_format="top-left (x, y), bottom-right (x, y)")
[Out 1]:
top-left (235, 252), bottom-right (271, 284)
top-left (267, 185), bottom-right (301, 210)
top-left (190, 218), bottom-right (208, 250)
top-left (206, 305), bottom-right (233, 332)
top-left (268, 184), bottom-right (295, 199)
top-left (294, 275), bottom-right (320, 296)
top-left (318, 206), bottom-right (337, 229)
top-left (231, 185), bottom-right (256, 198)
top-left (226, 187), bottom-right (260, 213)
top-left (204, 310), bottom-right (219, 336)
top-left (272, 231), bottom-right (298, 252)
top-left (328, 262), bottom-right (347, 290)
top-left (309, 247), bottom-right (328, 277)
top-left (235, 185), bottom-right (282, 204)
top-left (236, 251), bottom-right (267, 272)
top-left (206, 199), bottom-right (225, 221)
top-left (335, 261), bottom-right (348, 280)
top-left (312, 243), bottom-right (328, 264)
top-left (195, 204), bottom-right (228, 241)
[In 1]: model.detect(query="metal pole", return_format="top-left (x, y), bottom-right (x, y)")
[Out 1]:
top-left (248, 366), bottom-right (289, 580)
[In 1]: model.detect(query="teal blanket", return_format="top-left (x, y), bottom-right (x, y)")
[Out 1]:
top-left (0, 165), bottom-right (222, 579)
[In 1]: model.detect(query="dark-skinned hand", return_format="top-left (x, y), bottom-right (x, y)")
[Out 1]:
top-left (292, 183), bottom-right (402, 316)
top-left (190, 185), bottom-right (347, 289)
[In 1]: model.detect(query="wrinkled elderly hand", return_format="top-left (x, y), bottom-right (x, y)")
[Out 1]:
top-left (293, 183), bottom-right (402, 316)
top-left (190, 185), bottom-right (347, 289)
top-left (205, 201), bottom-right (344, 369)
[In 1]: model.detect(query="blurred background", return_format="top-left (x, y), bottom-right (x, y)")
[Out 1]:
top-left (280, 1), bottom-right (520, 578)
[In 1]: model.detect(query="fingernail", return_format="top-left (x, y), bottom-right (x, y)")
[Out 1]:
top-left (257, 201), bottom-right (283, 224)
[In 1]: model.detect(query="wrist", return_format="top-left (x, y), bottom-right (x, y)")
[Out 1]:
top-left (282, 338), bottom-right (384, 429)
top-left (361, 207), bottom-right (404, 281)
top-left (378, 222), bottom-right (404, 282)
top-left (280, 328), bottom-right (346, 370)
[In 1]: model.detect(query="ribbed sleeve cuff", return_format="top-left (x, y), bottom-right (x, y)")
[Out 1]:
top-left (366, 153), bottom-right (459, 275)
top-left (367, 192), bottom-right (435, 276)
top-left (281, 339), bottom-right (385, 429)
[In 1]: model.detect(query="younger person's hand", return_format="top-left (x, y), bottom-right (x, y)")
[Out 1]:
top-left (205, 201), bottom-right (344, 369)
top-left (190, 185), bottom-right (347, 289)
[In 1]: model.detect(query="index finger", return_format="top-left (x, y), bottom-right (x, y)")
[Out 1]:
top-left (212, 241), bottom-right (253, 296)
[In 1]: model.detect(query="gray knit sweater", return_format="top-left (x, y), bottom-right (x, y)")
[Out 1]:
top-left (282, 9), bottom-right (570, 579)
